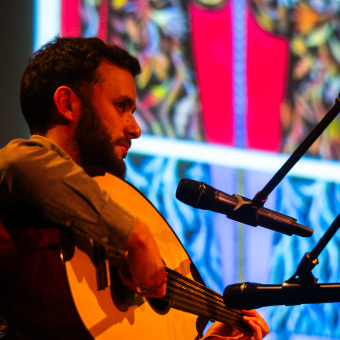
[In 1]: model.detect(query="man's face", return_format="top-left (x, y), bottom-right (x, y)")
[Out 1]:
top-left (74, 60), bottom-right (141, 179)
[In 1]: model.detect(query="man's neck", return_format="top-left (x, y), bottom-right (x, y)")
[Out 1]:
top-left (45, 127), bottom-right (79, 164)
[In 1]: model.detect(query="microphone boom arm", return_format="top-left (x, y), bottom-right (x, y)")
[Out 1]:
top-left (286, 212), bottom-right (340, 286)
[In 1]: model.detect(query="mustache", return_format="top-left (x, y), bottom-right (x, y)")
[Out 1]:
top-left (115, 137), bottom-right (132, 149)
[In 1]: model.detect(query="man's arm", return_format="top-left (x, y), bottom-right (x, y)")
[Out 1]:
top-left (0, 136), bottom-right (166, 297)
top-left (119, 217), bottom-right (167, 297)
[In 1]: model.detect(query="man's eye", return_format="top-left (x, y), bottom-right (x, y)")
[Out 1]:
top-left (116, 102), bottom-right (126, 110)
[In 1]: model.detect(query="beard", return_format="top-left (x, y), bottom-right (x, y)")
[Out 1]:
top-left (73, 98), bottom-right (128, 180)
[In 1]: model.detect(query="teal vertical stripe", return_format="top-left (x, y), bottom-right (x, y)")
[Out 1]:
top-left (232, 0), bottom-right (247, 282)
top-left (232, 0), bottom-right (247, 149)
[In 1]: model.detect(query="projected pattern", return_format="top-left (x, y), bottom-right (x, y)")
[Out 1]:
top-left (251, 0), bottom-right (340, 158)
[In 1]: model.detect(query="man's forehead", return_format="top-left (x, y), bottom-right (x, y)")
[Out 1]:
top-left (92, 61), bottom-right (137, 102)
top-left (96, 59), bottom-right (132, 79)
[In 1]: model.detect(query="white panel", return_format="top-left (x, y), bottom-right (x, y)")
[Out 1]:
top-left (34, 0), bottom-right (61, 51)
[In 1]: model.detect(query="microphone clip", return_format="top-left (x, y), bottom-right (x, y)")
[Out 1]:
top-left (285, 252), bottom-right (319, 286)
top-left (226, 194), bottom-right (259, 226)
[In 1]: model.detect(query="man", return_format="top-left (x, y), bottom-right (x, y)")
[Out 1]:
top-left (0, 37), bottom-right (269, 339)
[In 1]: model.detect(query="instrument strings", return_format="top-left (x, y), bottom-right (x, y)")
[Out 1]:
top-left (107, 249), bottom-right (249, 332)
top-left (163, 268), bottom-right (248, 331)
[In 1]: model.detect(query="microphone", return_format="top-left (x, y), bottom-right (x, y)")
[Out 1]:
top-left (176, 179), bottom-right (313, 237)
top-left (223, 282), bottom-right (340, 309)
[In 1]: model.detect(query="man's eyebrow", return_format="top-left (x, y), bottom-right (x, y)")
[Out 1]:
top-left (117, 96), bottom-right (137, 112)
top-left (117, 95), bottom-right (135, 104)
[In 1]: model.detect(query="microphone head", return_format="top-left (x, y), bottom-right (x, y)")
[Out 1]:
top-left (176, 179), bottom-right (215, 209)
top-left (224, 282), bottom-right (258, 310)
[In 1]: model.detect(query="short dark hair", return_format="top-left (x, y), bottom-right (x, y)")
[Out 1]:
top-left (20, 36), bottom-right (141, 134)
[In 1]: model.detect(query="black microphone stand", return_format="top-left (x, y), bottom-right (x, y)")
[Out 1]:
top-left (251, 94), bottom-right (340, 209)
top-left (224, 94), bottom-right (340, 308)
top-left (276, 212), bottom-right (340, 305)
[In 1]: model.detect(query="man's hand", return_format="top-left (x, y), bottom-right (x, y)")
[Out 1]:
top-left (118, 218), bottom-right (167, 297)
top-left (241, 310), bottom-right (270, 340)
top-left (201, 310), bottom-right (269, 340)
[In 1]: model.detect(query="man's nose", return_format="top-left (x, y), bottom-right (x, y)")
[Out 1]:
top-left (125, 114), bottom-right (142, 139)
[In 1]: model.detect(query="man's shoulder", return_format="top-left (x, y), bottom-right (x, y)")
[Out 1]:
top-left (0, 135), bottom-right (70, 170)
top-left (0, 136), bottom-right (43, 158)
top-left (1, 135), bottom-right (46, 149)
top-left (1, 135), bottom-right (66, 156)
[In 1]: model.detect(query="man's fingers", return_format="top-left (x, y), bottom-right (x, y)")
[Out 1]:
top-left (117, 255), bottom-right (167, 296)
top-left (119, 218), bottom-right (167, 297)
top-left (117, 256), bottom-right (133, 285)
top-left (136, 281), bottom-right (167, 297)
top-left (242, 310), bottom-right (270, 339)
top-left (244, 319), bottom-right (262, 340)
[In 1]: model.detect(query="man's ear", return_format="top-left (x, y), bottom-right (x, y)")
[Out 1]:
top-left (53, 86), bottom-right (82, 122)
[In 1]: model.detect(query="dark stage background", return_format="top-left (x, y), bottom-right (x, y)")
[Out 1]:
top-left (0, 0), bottom-right (32, 147)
